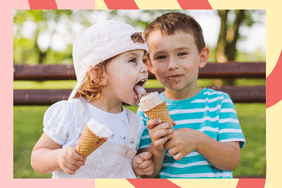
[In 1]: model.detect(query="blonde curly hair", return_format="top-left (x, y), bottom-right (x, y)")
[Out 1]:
top-left (74, 32), bottom-right (146, 101)
top-left (74, 59), bottom-right (111, 101)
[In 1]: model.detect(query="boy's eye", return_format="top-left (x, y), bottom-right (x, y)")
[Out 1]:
top-left (155, 55), bottom-right (166, 60)
top-left (178, 52), bottom-right (188, 56)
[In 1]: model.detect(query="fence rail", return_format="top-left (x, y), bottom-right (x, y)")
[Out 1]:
top-left (14, 62), bottom-right (266, 81)
top-left (13, 62), bottom-right (266, 106)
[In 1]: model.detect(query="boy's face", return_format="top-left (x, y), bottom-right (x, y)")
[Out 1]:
top-left (104, 50), bottom-right (148, 105)
top-left (146, 30), bottom-right (209, 95)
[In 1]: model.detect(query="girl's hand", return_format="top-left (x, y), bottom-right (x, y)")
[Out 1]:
top-left (132, 151), bottom-right (154, 176)
top-left (58, 146), bottom-right (86, 175)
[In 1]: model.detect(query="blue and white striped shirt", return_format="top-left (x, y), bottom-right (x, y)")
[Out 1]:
top-left (137, 88), bottom-right (246, 178)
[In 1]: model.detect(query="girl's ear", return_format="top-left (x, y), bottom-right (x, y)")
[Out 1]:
top-left (100, 71), bottom-right (108, 86)
top-left (145, 57), bottom-right (155, 74)
top-left (198, 47), bottom-right (210, 68)
top-left (89, 67), bottom-right (108, 86)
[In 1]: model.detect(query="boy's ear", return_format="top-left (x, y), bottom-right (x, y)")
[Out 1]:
top-left (198, 47), bottom-right (209, 68)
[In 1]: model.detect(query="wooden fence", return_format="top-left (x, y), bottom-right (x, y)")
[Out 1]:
top-left (13, 62), bottom-right (267, 178)
top-left (13, 62), bottom-right (266, 106)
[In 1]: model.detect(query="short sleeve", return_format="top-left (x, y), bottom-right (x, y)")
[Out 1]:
top-left (136, 107), bottom-right (151, 149)
top-left (135, 116), bottom-right (145, 151)
top-left (43, 100), bottom-right (78, 145)
top-left (217, 94), bottom-right (246, 149)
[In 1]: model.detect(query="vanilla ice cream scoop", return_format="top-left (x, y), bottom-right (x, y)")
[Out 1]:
top-left (87, 119), bottom-right (114, 139)
top-left (138, 92), bottom-right (164, 111)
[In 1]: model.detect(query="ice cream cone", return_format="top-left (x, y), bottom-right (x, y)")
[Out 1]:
top-left (75, 125), bottom-right (105, 159)
top-left (138, 92), bottom-right (172, 125)
top-left (75, 119), bottom-right (113, 159)
top-left (144, 101), bottom-right (172, 124)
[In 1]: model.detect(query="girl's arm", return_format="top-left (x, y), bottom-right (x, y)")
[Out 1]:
top-left (31, 133), bottom-right (62, 174)
top-left (31, 133), bottom-right (85, 174)
top-left (137, 147), bottom-right (165, 178)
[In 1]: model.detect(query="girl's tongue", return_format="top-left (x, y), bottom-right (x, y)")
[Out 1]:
top-left (133, 85), bottom-right (147, 102)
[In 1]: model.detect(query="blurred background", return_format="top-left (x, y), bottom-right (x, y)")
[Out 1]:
top-left (13, 10), bottom-right (266, 178)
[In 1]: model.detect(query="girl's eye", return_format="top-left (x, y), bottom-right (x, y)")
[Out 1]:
top-left (129, 57), bottom-right (137, 63)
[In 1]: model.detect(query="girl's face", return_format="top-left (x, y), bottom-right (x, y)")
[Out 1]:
top-left (104, 49), bottom-right (148, 105)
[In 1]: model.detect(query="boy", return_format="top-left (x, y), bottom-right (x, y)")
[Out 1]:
top-left (137, 13), bottom-right (245, 178)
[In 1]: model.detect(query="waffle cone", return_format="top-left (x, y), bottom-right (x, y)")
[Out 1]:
top-left (75, 125), bottom-right (106, 159)
top-left (144, 101), bottom-right (172, 124)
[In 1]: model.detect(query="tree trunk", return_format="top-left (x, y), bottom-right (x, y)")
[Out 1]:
top-left (225, 10), bottom-right (245, 61)
top-left (215, 10), bottom-right (246, 62)
top-left (34, 30), bottom-right (49, 64)
top-left (215, 10), bottom-right (246, 86)
top-left (215, 10), bottom-right (229, 63)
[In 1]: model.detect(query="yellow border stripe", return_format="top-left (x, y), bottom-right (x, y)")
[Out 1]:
top-left (170, 179), bottom-right (239, 188)
top-left (95, 0), bottom-right (108, 9)
top-left (135, 0), bottom-right (181, 9)
top-left (95, 179), bottom-right (135, 188)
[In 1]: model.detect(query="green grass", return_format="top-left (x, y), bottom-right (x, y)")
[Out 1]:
top-left (13, 78), bottom-right (265, 90)
top-left (13, 80), bottom-right (77, 89)
top-left (14, 106), bottom-right (51, 178)
top-left (13, 79), bottom-right (266, 178)
top-left (232, 103), bottom-right (266, 176)
top-left (13, 103), bottom-right (266, 178)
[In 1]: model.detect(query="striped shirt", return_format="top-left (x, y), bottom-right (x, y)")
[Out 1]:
top-left (137, 88), bottom-right (245, 178)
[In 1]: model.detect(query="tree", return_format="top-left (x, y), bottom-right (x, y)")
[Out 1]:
top-left (215, 10), bottom-right (265, 62)
top-left (13, 10), bottom-right (92, 65)
top-left (13, 10), bottom-right (265, 65)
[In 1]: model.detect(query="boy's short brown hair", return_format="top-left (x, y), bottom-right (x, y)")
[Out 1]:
top-left (144, 12), bottom-right (205, 53)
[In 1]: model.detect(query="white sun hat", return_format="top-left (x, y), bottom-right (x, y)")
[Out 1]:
top-left (68, 20), bottom-right (149, 100)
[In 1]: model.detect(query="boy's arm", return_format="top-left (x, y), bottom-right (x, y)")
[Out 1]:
top-left (147, 144), bottom-right (166, 177)
top-left (196, 135), bottom-right (240, 171)
top-left (165, 128), bottom-right (240, 171)
top-left (138, 119), bottom-right (174, 178)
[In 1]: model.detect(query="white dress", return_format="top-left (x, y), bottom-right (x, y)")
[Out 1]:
top-left (43, 97), bottom-right (143, 178)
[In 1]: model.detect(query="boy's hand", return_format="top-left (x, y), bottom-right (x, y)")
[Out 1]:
top-left (147, 119), bottom-right (174, 152)
top-left (58, 146), bottom-right (86, 175)
top-left (165, 128), bottom-right (201, 161)
top-left (132, 151), bottom-right (154, 176)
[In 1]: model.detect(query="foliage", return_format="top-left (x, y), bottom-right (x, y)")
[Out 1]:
top-left (215, 10), bottom-right (265, 62)
top-left (13, 10), bottom-right (265, 65)
top-left (13, 10), bottom-right (92, 65)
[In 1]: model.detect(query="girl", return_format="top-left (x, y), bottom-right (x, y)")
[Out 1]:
top-left (31, 20), bottom-right (153, 178)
